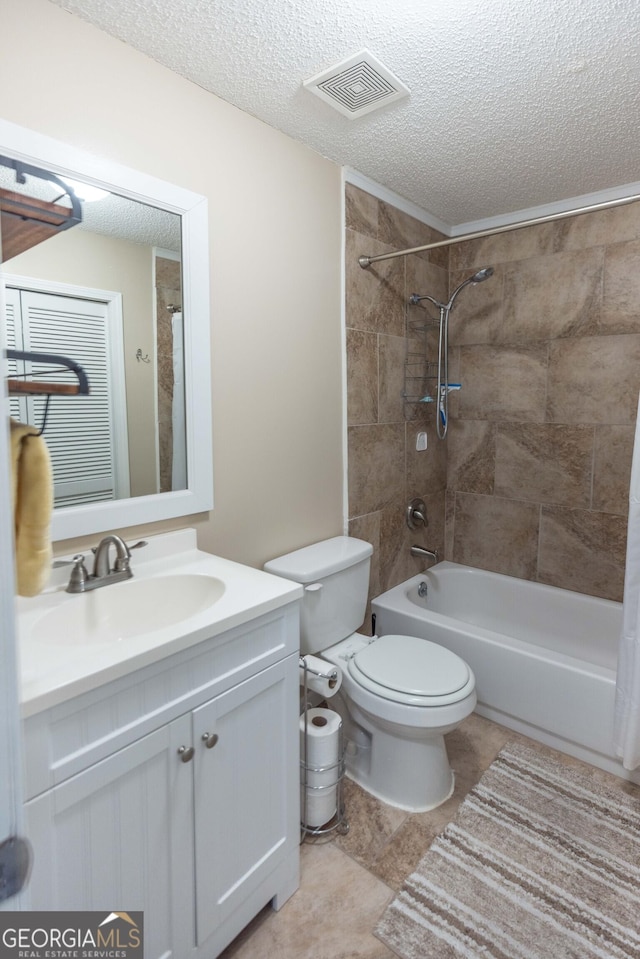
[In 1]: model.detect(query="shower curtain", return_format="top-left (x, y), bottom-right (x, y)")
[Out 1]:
top-left (614, 391), bottom-right (640, 770)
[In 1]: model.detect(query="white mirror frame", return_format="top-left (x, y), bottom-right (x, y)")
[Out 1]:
top-left (0, 118), bottom-right (213, 540)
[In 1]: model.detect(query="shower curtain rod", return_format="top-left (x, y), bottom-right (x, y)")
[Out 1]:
top-left (358, 190), bottom-right (640, 269)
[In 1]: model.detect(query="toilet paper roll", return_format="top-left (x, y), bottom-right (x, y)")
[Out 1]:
top-left (299, 707), bottom-right (342, 828)
top-left (299, 654), bottom-right (342, 699)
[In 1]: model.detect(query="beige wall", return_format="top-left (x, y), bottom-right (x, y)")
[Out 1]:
top-left (0, 0), bottom-right (344, 569)
top-left (346, 183), bottom-right (638, 603)
top-left (7, 230), bottom-right (158, 496)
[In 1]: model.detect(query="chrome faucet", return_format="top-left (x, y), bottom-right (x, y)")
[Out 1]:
top-left (66, 534), bottom-right (141, 593)
top-left (410, 544), bottom-right (439, 565)
top-left (93, 534), bottom-right (131, 579)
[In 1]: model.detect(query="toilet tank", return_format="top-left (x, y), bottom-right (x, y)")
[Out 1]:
top-left (264, 536), bottom-right (373, 654)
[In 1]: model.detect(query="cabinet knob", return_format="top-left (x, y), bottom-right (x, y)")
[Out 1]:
top-left (201, 732), bottom-right (219, 749)
top-left (177, 745), bottom-right (195, 763)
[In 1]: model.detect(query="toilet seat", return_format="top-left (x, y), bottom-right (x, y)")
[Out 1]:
top-left (347, 634), bottom-right (473, 706)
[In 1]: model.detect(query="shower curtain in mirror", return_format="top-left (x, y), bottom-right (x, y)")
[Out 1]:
top-left (171, 311), bottom-right (187, 490)
top-left (614, 391), bottom-right (640, 770)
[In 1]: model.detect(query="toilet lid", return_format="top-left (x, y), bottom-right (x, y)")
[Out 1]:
top-left (351, 635), bottom-right (470, 698)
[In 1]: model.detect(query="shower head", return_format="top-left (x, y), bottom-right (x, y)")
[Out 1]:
top-left (448, 266), bottom-right (494, 307)
top-left (409, 265), bottom-right (494, 311)
top-left (471, 267), bottom-right (494, 283)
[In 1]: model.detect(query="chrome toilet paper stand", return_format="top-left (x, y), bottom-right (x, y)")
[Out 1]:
top-left (299, 656), bottom-right (349, 842)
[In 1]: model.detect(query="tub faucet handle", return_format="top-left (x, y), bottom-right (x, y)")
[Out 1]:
top-left (407, 498), bottom-right (428, 530)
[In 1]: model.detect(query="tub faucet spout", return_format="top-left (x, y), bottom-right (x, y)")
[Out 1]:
top-left (410, 545), bottom-right (439, 565)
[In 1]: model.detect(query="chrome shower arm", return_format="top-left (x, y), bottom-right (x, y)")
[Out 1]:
top-left (409, 292), bottom-right (442, 308)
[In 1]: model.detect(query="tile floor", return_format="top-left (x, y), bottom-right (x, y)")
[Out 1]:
top-left (219, 714), bottom-right (632, 959)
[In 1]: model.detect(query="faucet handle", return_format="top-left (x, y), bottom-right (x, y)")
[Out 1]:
top-left (112, 539), bottom-right (147, 571)
top-left (407, 498), bottom-right (428, 530)
top-left (89, 539), bottom-right (147, 556)
top-left (66, 555), bottom-right (89, 593)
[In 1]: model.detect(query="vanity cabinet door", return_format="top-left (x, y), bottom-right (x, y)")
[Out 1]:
top-left (24, 714), bottom-right (194, 959)
top-left (192, 655), bottom-right (299, 949)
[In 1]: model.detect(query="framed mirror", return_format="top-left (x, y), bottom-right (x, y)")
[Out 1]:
top-left (0, 118), bottom-right (213, 540)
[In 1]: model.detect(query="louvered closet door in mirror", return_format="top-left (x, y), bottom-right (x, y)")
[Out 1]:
top-left (4, 286), bottom-right (23, 423)
top-left (7, 287), bottom-right (130, 507)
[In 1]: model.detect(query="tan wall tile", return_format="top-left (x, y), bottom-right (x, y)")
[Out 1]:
top-left (348, 423), bottom-right (405, 517)
top-left (447, 420), bottom-right (495, 494)
top-left (406, 419), bottom-right (447, 493)
top-left (378, 491), bottom-right (445, 591)
top-left (592, 425), bottom-right (635, 514)
top-left (417, 488), bottom-right (446, 562)
top-left (379, 498), bottom-right (414, 592)
top-left (406, 257), bottom-right (449, 307)
top-left (349, 512), bottom-right (381, 630)
top-left (494, 424), bottom-right (593, 507)
top-left (346, 229), bottom-right (405, 336)
top-left (449, 198), bottom-right (640, 270)
top-left (347, 329), bottom-right (378, 426)
top-left (379, 334), bottom-right (406, 423)
top-left (452, 492), bottom-right (540, 579)
top-left (502, 248), bottom-right (602, 341)
top-left (345, 183), bottom-right (379, 237)
top-left (449, 222), bottom-right (557, 272)
top-left (448, 266), bottom-right (504, 347)
top-left (551, 200), bottom-right (640, 253)
top-left (547, 333), bottom-right (640, 424)
top-left (538, 506), bottom-right (627, 600)
top-left (378, 201), bottom-right (440, 252)
top-left (444, 489), bottom-right (456, 560)
top-left (445, 347), bottom-right (462, 418)
top-left (459, 344), bottom-right (548, 422)
top-left (155, 257), bottom-right (181, 289)
top-left (602, 239), bottom-right (640, 332)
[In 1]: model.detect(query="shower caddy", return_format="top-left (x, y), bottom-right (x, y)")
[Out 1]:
top-left (402, 304), bottom-right (439, 405)
top-left (299, 657), bottom-right (348, 841)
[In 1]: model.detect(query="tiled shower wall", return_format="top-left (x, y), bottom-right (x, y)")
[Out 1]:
top-left (156, 255), bottom-right (182, 493)
top-left (345, 184), bottom-right (450, 607)
top-left (346, 183), bottom-right (640, 603)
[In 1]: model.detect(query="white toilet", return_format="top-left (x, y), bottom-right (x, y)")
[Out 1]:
top-left (264, 535), bottom-right (477, 812)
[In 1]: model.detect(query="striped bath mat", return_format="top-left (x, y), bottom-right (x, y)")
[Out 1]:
top-left (375, 741), bottom-right (640, 959)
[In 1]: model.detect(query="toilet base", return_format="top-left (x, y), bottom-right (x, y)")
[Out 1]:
top-left (343, 700), bottom-right (457, 812)
top-left (345, 759), bottom-right (454, 813)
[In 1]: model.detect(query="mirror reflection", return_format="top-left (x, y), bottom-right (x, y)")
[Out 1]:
top-left (1, 159), bottom-right (186, 508)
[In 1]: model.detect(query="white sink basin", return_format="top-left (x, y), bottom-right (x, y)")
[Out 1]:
top-left (31, 574), bottom-right (226, 645)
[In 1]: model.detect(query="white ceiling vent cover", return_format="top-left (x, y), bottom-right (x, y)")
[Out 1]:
top-left (303, 50), bottom-right (409, 119)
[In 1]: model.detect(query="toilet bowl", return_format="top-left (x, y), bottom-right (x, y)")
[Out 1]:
top-left (264, 536), bottom-right (477, 812)
top-left (322, 633), bottom-right (476, 811)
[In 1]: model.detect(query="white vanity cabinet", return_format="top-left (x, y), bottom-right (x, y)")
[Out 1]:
top-left (22, 601), bottom-right (300, 959)
top-left (24, 716), bottom-right (192, 958)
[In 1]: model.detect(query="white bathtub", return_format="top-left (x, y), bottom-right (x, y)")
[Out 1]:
top-left (371, 561), bottom-right (632, 780)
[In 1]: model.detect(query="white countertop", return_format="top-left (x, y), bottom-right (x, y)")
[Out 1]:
top-left (16, 529), bottom-right (302, 717)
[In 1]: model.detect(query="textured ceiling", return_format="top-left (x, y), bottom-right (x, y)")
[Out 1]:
top-left (0, 164), bottom-right (181, 251)
top-left (50, 0), bottom-right (640, 230)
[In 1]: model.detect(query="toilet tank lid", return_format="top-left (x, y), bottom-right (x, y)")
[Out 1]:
top-left (264, 536), bottom-right (373, 583)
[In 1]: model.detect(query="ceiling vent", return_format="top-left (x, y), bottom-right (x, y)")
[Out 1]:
top-left (303, 50), bottom-right (410, 119)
